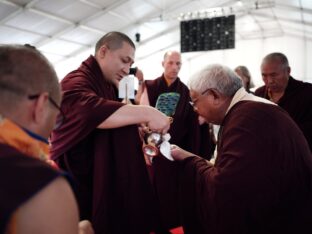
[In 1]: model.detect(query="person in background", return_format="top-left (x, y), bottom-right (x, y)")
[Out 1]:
top-left (255, 52), bottom-right (312, 152)
top-left (0, 45), bottom-right (93, 234)
top-left (140, 51), bottom-right (214, 232)
top-left (50, 31), bottom-right (171, 234)
top-left (171, 63), bottom-right (312, 234)
top-left (121, 66), bottom-right (145, 104)
top-left (234, 65), bottom-right (254, 93)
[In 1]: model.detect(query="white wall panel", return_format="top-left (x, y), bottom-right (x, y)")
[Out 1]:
top-left (133, 35), bottom-right (312, 90)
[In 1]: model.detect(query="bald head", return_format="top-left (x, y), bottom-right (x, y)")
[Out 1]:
top-left (163, 51), bottom-right (181, 60)
top-left (162, 51), bottom-right (182, 83)
top-left (0, 45), bottom-right (60, 113)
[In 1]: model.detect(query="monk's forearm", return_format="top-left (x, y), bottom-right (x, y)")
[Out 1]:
top-left (97, 104), bottom-right (170, 133)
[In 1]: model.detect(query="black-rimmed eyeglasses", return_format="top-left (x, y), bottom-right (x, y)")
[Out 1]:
top-left (28, 94), bottom-right (65, 129)
top-left (189, 88), bottom-right (213, 108)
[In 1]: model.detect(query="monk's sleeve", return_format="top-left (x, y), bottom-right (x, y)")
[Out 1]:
top-left (50, 76), bottom-right (124, 158)
top-left (62, 82), bottom-right (123, 131)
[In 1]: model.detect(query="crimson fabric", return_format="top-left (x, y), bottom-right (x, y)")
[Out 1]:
top-left (179, 101), bottom-right (312, 234)
top-left (255, 76), bottom-right (312, 152)
top-left (50, 56), bottom-right (159, 234)
top-left (0, 143), bottom-right (61, 233)
top-left (145, 76), bottom-right (212, 230)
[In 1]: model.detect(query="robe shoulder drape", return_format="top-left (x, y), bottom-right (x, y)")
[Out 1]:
top-left (255, 76), bottom-right (312, 152)
top-left (179, 101), bottom-right (312, 234)
top-left (0, 143), bottom-right (62, 233)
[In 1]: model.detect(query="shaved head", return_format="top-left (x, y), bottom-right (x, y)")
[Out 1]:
top-left (163, 51), bottom-right (181, 60)
top-left (262, 52), bottom-right (289, 69)
top-left (0, 45), bottom-right (60, 113)
top-left (162, 51), bottom-right (182, 82)
top-left (95, 31), bottom-right (135, 54)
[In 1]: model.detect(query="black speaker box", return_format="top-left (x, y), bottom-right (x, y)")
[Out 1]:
top-left (180, 15), bottom-right (235, 52)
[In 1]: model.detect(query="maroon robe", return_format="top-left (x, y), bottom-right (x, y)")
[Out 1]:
top-left (50, 56), bottom-right (159, 234)
top-left (255, 76), bottom-right (312, 152)
top-left (179, 101), bottom-right (312, 234)
top-left (145, 76), bottom-right (212, 230)
top-left (0, 143), bottom-right (61, 233)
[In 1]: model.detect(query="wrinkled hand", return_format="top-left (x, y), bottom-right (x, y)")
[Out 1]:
top-left (146, 107), bottom-right (171, 134)
top-left (78, 220), bottom-right (94, 234)
top-left (170, 144), bottom-right (195, 161)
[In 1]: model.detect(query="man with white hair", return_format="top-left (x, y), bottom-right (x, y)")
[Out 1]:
top-left (171, 64), bottom-right (312, 234)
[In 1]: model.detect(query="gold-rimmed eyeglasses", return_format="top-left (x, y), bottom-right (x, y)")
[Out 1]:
top-left (189, 88), bottom-right (214, 108)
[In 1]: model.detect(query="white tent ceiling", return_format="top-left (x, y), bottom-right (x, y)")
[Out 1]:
top-left (1, 0), bottom-right (312, 81)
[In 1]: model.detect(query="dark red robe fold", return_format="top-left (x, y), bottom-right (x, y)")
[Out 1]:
top-left (0, 143), bottom-right (61, 233)
top-left (145, 75), bottom-right (213, 230)
top-left (179, 101), bottom-right (312, 234)
top-left (255, 76), bottom-right (312, 152)
top-left (50, 56), bottom-right (159, 234)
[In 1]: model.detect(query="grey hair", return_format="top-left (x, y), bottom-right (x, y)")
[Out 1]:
top-left (189, 64), bottom-right (243, 96)
top-left (262, 52), bottom-right (289, 69)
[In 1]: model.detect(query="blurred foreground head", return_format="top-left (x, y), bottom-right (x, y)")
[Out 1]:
top-left (0, 44), bottom-right (61, 138)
